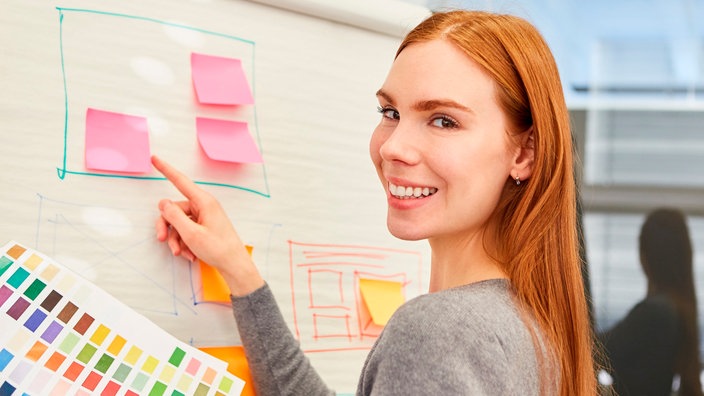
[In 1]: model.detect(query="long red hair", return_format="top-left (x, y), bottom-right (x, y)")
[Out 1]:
top-left (398, 10), bottom-right (597, 395)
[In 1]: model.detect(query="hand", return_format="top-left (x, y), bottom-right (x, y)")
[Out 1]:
top-left (152, 155), bottom-right (264, 296)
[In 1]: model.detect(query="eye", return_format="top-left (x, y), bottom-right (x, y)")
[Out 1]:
top-left (430, 115), bottom-right (459, 129)
top-left (377, 106), bottom-right (399, 121)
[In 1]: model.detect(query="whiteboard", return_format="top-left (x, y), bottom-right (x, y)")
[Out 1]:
top-left (0, 0), bottom-right (432, 392)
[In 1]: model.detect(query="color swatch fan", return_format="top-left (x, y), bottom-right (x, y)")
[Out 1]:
top-left (0, 241), bottom-right (245, 395)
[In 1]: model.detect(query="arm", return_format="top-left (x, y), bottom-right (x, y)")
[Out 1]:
top-left (153, 156), bottom-right (333, 395)
top-left (232, 284), bottom-right (334, 396)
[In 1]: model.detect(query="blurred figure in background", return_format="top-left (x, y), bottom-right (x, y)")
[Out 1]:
top-left (600, 207), bottom-right (702, 396)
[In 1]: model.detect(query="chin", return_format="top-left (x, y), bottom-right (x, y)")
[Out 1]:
top-left (387, 222), bottom-right (426, 241)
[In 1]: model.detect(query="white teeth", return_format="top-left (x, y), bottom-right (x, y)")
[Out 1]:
top-left (388, 182), bottom-right (437, 199)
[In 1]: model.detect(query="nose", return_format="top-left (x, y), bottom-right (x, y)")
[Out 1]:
top-left (375, 122), bottom-right (421, 166)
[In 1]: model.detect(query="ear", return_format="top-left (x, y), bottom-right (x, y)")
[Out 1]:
top-left (511, 127), bottom-right (534, 182)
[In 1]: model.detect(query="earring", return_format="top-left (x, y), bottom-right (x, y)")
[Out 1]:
top-left (515, 175), bottom-right (521, 185)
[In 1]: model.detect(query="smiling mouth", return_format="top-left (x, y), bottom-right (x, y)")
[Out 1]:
top-left (389, 182), bottom-right (438, 199)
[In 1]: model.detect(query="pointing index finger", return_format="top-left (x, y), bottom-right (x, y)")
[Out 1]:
top-left (152, 155), bottom-right (203, 200)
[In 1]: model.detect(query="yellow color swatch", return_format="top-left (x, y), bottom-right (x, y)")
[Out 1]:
top-left (90, 324), bottom-right (110, 345)
top-left (359, 278), bottom-right (405, 326)
top-left (200, 245), bottom-right (253, 303)
top-left (124, 345), bottom-right (143, 365)
top-left (107, 335), bottom-right (127, 355)
top-left (159, 365), bottom-right (176, 382)
top-left (24, 254), bottom-right (43, 270)
top-left (177, 374), bottom-right (194, 392)
top-left (40, 264), bottom-right (59, 282)
top-left (142, 355), bottom-right (159, 374)
top-left (199, 345), bottom-right (255, 396)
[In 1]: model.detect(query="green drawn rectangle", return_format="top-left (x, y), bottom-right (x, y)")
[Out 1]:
top-left (7, 267), bottom-right (30, 289)
top-left (95, 353), bottom-right (115, 373)
top-left (55, 7), bottom-right (269, 198)
top-left (168, 347), bottom-right (185, 367)
top-left (24, 279), bottom-right (47, 300)
top-left (171, 391), bottom-right (185, 396)
top-left (0, 257), bottom-right (13, 276)
top-left (77, 343), bottom-right (98, 364)
top-left (149, 381), bottom-right (167, 396)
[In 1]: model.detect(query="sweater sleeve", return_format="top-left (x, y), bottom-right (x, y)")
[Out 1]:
top-left (231, 283), bottom-right (335, 396)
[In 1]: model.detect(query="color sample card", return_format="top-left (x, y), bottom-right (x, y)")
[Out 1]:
top-left (0, 241), bottom-right (245, 395)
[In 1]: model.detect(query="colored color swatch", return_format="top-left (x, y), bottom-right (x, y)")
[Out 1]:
top-left (196, 117), bottom-right (263, 163)
top-left (0, 241), bottom-right (246, 395)
top-left (191, 52), bottom-right (254, 105)
top-left (359, 278), bottom-right (405, 326)
top-left (199, 345), bottom-right (256, 396)
top-left (84, 108), bottom-right (151, 173)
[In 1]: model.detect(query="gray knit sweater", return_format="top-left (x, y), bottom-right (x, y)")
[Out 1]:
top-left (231, 279), bottom-right (552, 395)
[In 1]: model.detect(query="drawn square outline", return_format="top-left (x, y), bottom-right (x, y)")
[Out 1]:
top-left (312, 313), bottom-right (354, 341)
top-left (308, 269), bottom-right (345, 308)
top-left (55, 7), bottom-right (270, 197)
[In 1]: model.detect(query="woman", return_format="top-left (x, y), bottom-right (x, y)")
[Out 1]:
top-left (154, 10), bottom-right (597, 395)
top-left (600, 208), bottom-right (702, 396)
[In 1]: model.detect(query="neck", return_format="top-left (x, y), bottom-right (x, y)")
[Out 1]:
top-left (427, 232), bottom-right (507, 293)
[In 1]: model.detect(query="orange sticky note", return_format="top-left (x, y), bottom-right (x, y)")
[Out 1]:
top-left (200, 246), bottom-right (253, 303)
top-left (199, 260), bottom-right (230, 303)
top-left (196, 117), bottom-right (263, 163)
top-left (199, 345), bottom-right (255, 396)
top-left (359, 278), bottom-right (405, 326)
top-left (191, 52), bottom-right (254, 105)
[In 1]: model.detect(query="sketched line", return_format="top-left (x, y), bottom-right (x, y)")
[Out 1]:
top-left (290, 240), bottom-right (424, 256)
top-left (50, 213), bottom-right (189, 314)
top-left (295, 261), bottom-right (386, 269)
top-left (302, 251), bottom-right (390, 260)
top-left (44, 212), bottom-right (197, 315)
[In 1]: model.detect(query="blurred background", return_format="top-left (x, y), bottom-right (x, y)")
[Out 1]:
top-left (405, 0), bottom-right (704, 371)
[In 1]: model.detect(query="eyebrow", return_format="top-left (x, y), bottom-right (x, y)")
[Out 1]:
top-left (376, 89), bottom-right (474, 114)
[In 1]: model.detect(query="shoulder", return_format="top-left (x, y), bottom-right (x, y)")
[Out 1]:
top-left (358, 279), bottom-right (543, 395)
top-left (391, 279), bottom-right (529, 339)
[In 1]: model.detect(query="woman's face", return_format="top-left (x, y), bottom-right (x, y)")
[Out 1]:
top-left (370, 39), bottom-right (518, 242)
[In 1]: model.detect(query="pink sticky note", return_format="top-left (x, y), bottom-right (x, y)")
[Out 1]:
top-left (191, 52), bottom-right (254, 105)
top-left (196, 117), bottom-right (263, 163)
top-left (84, 108), bottom-right (151, 173)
